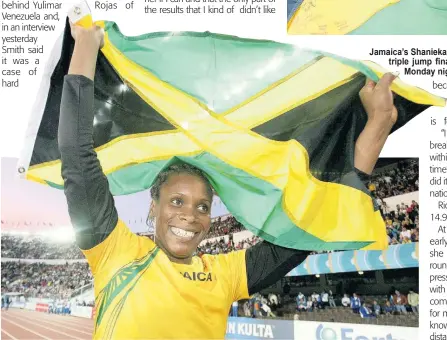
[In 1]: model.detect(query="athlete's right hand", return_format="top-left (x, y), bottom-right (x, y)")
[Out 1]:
top-left (69, 22), bottom-right (104, 50)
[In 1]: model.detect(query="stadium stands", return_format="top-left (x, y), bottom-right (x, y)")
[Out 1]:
top-left (1, 235), bottom-right (84, 259)
top-left (369, 159), bottom-right (419, 199)
top-left (1, 262), bottom-right (92, 300)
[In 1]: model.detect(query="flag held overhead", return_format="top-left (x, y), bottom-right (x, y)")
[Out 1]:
top-left (19, 18), bottom-right (444, 252)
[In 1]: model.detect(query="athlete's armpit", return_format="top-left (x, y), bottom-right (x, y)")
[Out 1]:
top-left (245, 242), bottom-right (310, 295)
top-left (223, 250), bottom-right (249, 302)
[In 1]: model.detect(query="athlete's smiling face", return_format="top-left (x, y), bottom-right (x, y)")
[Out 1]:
top-left (152, 173), bottom-right (212, 264)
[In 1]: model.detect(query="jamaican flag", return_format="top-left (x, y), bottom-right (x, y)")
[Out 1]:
top-left (287, 0), bottom-right (447, 35)
top-left (18, 20), bottom-right (444, 251)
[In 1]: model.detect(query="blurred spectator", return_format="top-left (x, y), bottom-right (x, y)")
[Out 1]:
top-left (359, 302), bottom-right (375, 318)
top-left (253, 298), bottom-right (262, 317)
top-left (384, 301), bottom-right (394, 315)
top-left (351, 293), bottom-right (361, 314)
top-left (342, 294), bottom-right (351, 307)
top-left (297, 297), bottom-right (307, 311)
top-left (311, 292), bottom-right (322, 309)
top-left (231, 301), bottom-right (238, 317)
top-left (329, 291), bottom-right (336, 308)
top-left (408, 290), bottom-right (419, 314)
top-left (306, 297), bottom-right (313, 312)
top-left (243, 301), bottom-right (251, 317)
top-left (261, 299), bottom-right (276, 318)
top-left (393, 290), bottom-right (408, 314)
top-left (268, 293), bottom-right (278, 306)
top-left (321, 291), bottom-right (329, 308)
top-left (373, 300), bottom-right (381, 315)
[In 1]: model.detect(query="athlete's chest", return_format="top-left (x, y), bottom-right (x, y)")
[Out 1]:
top-left (135, 255), bottom-right (230, 302)
top-left (94, 255), bottom-right (231, 338)
top-left (95, 252), bottom-right (231, 313)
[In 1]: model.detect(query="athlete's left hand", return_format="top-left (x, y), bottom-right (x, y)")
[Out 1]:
top-left (359, 72), bottom-right (399, 128)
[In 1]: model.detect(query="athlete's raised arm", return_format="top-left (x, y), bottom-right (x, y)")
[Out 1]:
top-left (58, 25), bottom-right (116, 250)
top-left (244, 73), bottom-right (399, 295)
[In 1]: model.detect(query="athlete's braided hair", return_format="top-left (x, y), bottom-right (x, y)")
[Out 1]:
top-left (150, 163), bottom-right (214, 202)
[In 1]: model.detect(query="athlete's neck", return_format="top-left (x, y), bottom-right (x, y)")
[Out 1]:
top-left (155, 239), bottom-right (193, 265)
top-left (167, 254), bottom-right (193, 265)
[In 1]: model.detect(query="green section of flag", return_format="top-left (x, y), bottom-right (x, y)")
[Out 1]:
top-left (103, 153), bottom-right (371, 251)
top-left (104, 22), bottom-right (379, 113)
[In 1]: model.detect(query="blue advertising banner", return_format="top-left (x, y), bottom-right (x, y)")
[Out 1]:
top-left (287, 243), bottom-right (419, 276)
top-left (226, 317), bottom-right (294, 340)
top-left (294, 320), bottom-right (417, 340)
top-left (225, 319), bottom-right (416, 340)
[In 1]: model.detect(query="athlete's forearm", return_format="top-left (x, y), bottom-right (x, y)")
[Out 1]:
top-left (354, 120), bottom-right (393, 175)
top-left (68, 42), bottom-right (98, 80)
top-left (59, 74), bottom-right (118, 250)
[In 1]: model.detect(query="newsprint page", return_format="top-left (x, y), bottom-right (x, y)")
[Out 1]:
top-left (0, 1), bottom-right (446, 340)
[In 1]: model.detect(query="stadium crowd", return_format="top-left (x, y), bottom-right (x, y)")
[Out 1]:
top-left (1, 261), bottom-right (92, 300)
top-left (291, 289), bottom-right (419, 316)
top-left (229, 287), bottom-right (419, 325)
top-left (207, 216), bottom-right (244, 238)
top-left (368, 159), bottom-right (418, 200)
top-left (196, 235), bottom-right (261, 256)
top-left (1, 235), bottom-right (84, 260)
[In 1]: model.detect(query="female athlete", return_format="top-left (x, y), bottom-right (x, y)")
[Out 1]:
top-left (59, 24), bottom-right (398, 339)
